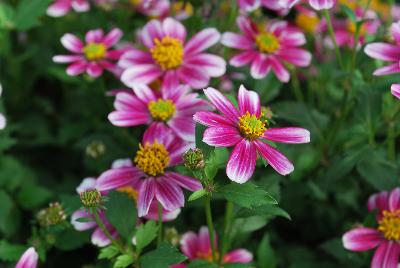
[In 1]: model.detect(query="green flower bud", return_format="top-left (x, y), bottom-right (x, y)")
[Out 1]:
top-left (80, 189), bottom-right (103, 212)
top-left (37, 202), bottom-right (67, 227)
top-left (183, 148), bottom-right (205, 170)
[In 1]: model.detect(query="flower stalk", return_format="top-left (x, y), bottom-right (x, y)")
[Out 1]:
top-left (219, 201), bottom-right (234, 264)
top-left (323, 10), bottom-right (343, 68)
top-left (204, 195), bottom-right (217, 262)
top-left (157, 201), bottom-right (163, 247)
top-left (93, 210), bottom-right (125, 253)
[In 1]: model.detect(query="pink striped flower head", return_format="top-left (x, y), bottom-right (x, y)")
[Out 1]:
top-left (96, 124), bottom-right (202, 217)
top-left (108, 83), bottom-right (210, 142)
top-left (53, 28), bottom-right (125, 78)
top-left (194, 85), bottom-right (310, 183)
top-left (221, 16), bottom-right (311, 82)
top-left (15, 247), bottom-right (38, 268)
top-left (119, 17), bottom-right (226, 89)
top-left (171, 226), bottom-right (253, 267)
top-left (47, 0), bottom-right (90, 17)
top-left (365, 22), bottom-right (400, 99)
top-left (343, 188), bottom-right (400, 268)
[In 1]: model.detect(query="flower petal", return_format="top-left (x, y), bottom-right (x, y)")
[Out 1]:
top-left (389, 187), bottom-right (400, 212)
top-left (223, 249), bottom-right (253, 263)
top-left (71, 209), bottom-right (96, 231)
top-left (103, 28), bottom-right (123, 48)
top-left (230, 50), bottom-right (258, 67)
top-left (162, 17), bottom-right (186, 42)
top-left (132, 83), bottom-right (158, 103)
top-left (365, 43), bottom-right (400, 62)
top-left (96, 167), bottom-right (144, 191)
top-left (61, 33), bottom-right (84, 53)
top-left (238, 84), bottom-right (261, 116)
top-left (371, 241), bottom-right (400, 268)
top-left (108, 111), bottom-right (149, 127)
top-left (138, 178), bottom-right (156, 217)
top-left (368, 191), bottom-right (390, 213)
top-left (168, 115), bottom-right (196, 142)
top-left (121, 64), bottom-right (162, 87)
top-left (53, 55), bottom-right (84, 63)
top-left (237, 16), bottom-right (257, 39)
top-left (184, 53), bottom-right (226, 77)
top-left (118, 49), bottom-right (154, 69)
top-left (193, 111), bottom-right (235, 127)
top-left (309, 0), bottom-right (335, 10)
top-left (76, 177), bottom-right (97, 194)
top-left (15, 247), bottom-right (39, 268)
top-left (264, 127), bottom-right (310, 144)
top-left (391, 22), bottom-right (400, 44)
top-left (391, 84), bottom-right (400, 99)
top-left (164, 172), bottom-right (202, 191)
top-left (342, 227), bottom-right (383, 252)
top-left (140, 19), bottom-right (163, 48)
top-left (66, 61), bottom-right (87, 76)
top-left (203, 126), bottom-right (242, 147)
top-left (250, 54), bottom-right (271, 79)
top-left (85, 29), bottom-right (104, 44)
top-left (203, 87), bottom-right (240, 123)
top-left (254, 140), bottom-right (294, 175)
top-left (47, 1), bottom-right (71, 17)
top-left (177, 65), bottom-right (210, 89)
top-left (221, 32), bottom-right (253, 50)
top-left (180, 231), bottom-right (199, 259)
top-left (184, 28), bottom-right (221, 55)
top-left (91, 227), bottom-right (112, 247)
top-left (269, 56), bottom-right (290, 82)
top-left (226, 139), bottom-right (257, 183)
top-left (276, 48), bottom-right (311, 67)
top-left (373, 63), bottom-right (400, 76)
top-left (86, 62), bottom-right (103, 77)
top-left (155, 177), bottom-right (184, 211)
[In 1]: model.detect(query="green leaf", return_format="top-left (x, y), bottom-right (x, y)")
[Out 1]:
top-left (14, 0), bottom-right (51, 31)
top-left (340, 4), bottom-right (356, 22)
top-left (188, 189), bottom-right (207, 202)
top-left (17, 183), bottom-right (52, 210)
top-left (204, 147), bottom-right (229, 180)
top-left (224, 264), bottom-right (254, 268)
top-left (0, 190), bottom-right (16, 236)
top-left (0, 240), bottom-right (26, 262)
top-left (195, 123), bottom-right (214, 159)
top-left (187, 260), bottom-right (218, 268)
top-left (257, 234), bottom-right (277, 268)
top-left (114, 254), bottom-right (134, 268)
top-left (140, 243), bottom-right (186, 268)
top-left (0, 3), bottom-right (14, 30)
top-left (105, 191), bottom-right (137, 241)
top-left (219, 182), bottom-right (277, 209)
top-left (54, 228), bottom-right (90, 250)
top-left (98, 245), bottom-right (119, 260)
top-left (135, 220), bottom-right (158, 254)
top-left (236, 205), bottom-right (291, 220)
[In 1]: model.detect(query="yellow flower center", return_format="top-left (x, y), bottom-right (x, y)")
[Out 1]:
top-left (378, 210), bottom-right (400, 241)
top-left (238, 111), bottom-right (266, 140)
top-left (83, 43), bottom-right (107, 61)
top-left (196, 250), bottom-right (220, 262)
top-left (255, 32), bottom-right (280, 54)
top-left (295, 13), bottom-right (320, 33)
top-left (134, 142), bottom-right (169, 176)
top-left (172, 1), bottom-right (194, 16)
top-left (117, 186), bottom-right (139, 202)
top-left (150, 36), bottom-right (184, 70)
top-left (148, 99), bottom-right (176, 121)
top-left (347, 21), bottom-right (366, 35)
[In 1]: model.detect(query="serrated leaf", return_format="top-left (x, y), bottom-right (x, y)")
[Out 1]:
top-left (14, 0), bottom-right (51, 31)
top-left (0, 240), bottom-right (26, 262)
top-left (236, 205), bottom-right (291, 220)
top-left (114, 254), bottom-right (134, 268)
top-left (140, 243), bottom-right (186, 268)
top-left (105, 191), bottom-right (137, 241)
top-left (188, 189), bottom-right (207, 202)
top-left (219, 182), bottom-right (277, 209)
top-left (98, 245), bottom-right (119, 260)
top-left (135, 220), bottom-right (158, 254)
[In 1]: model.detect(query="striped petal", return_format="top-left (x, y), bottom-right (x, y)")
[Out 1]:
top-left (138, 178), bottom-right (156, 217)
top-left (365, 43), bottom-right (400, 62)
top-left (238, 84), bottom-right (261, 116)
top-left (221, 32), bottom-right (254, 50)
top-left (15, 247), bottom-right (39, 268)
top-left (371, 241), bottom-right (400, 268)
top-left (61, 33), bottom-right (84, 53)
top-left (121, 64), bottom-right (162, 87)
top-left (226, 139), bottom-right (257, 183)
top-left (203, 87), bottom-right (240, 123)
top-left (342, 227), bottom-right (383, 252)
top-left (96, 167), bottom-right (144, 191)
top-left (155, 177), bottom-right (185, 211)
top-left (184, 28), bottom-right (221, 55)
top-left (264, 127), bottom-right (310, 144)
top-left (193, 111), bottom-right (235, 127)
top-left (203, 126), bottom-right (242, 147)
top-left (254, 140), bottom-right (294, 175)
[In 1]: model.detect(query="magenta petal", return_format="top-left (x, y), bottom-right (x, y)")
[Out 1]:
top-left (164, 172), bottom-right (202, 191)
top-left (203, 126), bottom-right (242, 147)
top-left (254, 140), bottom-right (294, 175)
top-left (53, 55), bottom-right (83, 63)
top-left (96, 167), bottom-right (143, 191)
top-left (368, 191), bottom-right (389, 213)
top-left (391, 22), bottom-right (400, 44)
top-left (108, 111), bottom-right (149, 127)
top-left (138, 178), bottom-right (156, 217)
top-left (269, 56), bottom-right (290, 82)
top-left (168, 115), bottom-right (196, 142)
top-left (103, 28), bottom-right (123, 48)
top-left (371, 241), bottom-right (400, 268)
top-left (91, 227), bottom-right (112, 247)
top-left (15, 247), bottom-right (39, 268)
top-left (309, 0), bottom-right (335, 10)
top-left (277, 48), bottom-right (311, 67)
top-left (184, 28), bottom-right (221, 55)
top-left (193, 111), bottom-right (235, 127)
top-left (177, 65), bottom-right (209, 89)
top-left (230, 50), bottom-right (258, 68)
top-left (140, 19), bottom-right (163, 49)
top-left (198, 226), bottom-right (216, 253)
top-left (71, 209), bottom-right (96, 231)
top-left (71, 0), bottom-right (90, 12)
top-left (155, 177), bottom-right (184, 211)
top-left (76, 177), bottom-right (97, 194)
top-left (365, 43), bottom-right (400, 62)
top-left (238, 85), bottom-right (261, 116)
top-left (66, 61), bottom-right (87, 76)
top-left (391, 84), bottom-right (400, 99)
top-left (118, 49), bottom-right (154, 68)
top-left (237, 16), bottom-right (257, 39)
top-left (250, 54), bottom-right (271, 79)
top-left (264, 127), bottom-right (310, 144)
top-left (388, 187), bottom-right (400, 211)
top-left (221, 32), bottom-right (254, 50)
top-left (113, 91), bottom-right (147, 111)
top-left (86, 62), bottom-right (103, 77)
top-left (132, 84), bottom-right (157, 103)
top-left (85, 29), bottom-right (104, 44)
top-left (373, 63), bottom-right (400, 76)
top-left (180, 231), bottom-right (198, 259)
top-left (121, 64), bottom-right (162, 87)
top-left (184, 53), bottom-right (226, 77)
top-left (203, 87), bottom-right (240, 123)
top-left (162, 17), bottom-right (186, 43)
top-left (226, 139), bottom-right (257, 183)
top-left (223, 249), bottom-right (253, 263)
top-left (60, 33), bottom-right (84, 53)
top-left (342, 227), bottom-right (383, 252)
top-left (47, 1), bottom-right (71, 17)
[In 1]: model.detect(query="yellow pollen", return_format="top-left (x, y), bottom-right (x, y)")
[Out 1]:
top-left (148, 99), bottom-right (176, 121)
top-left (295, 13), bottom-right (320, 33)
top-left (117, 186), bottom-right (138, 202)
top-left (150, 36), bottom-right (183, 70)
top-left (238, 111), bottom-right (266, 140)
top-left (378, 210), bottom-right (400, 241)
top-left (134, 142), bottom-right (169, 176)
top-left (83, 43), bottom-right (106, 61)
top-left (255, 32), bottom-right (280, 54)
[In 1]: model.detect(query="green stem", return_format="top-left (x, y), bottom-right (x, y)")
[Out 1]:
top-left (291, 70), bottom-right (305, 102)
top-left (204, 195), bottom-right (217, 262)
top-left (157, 202), bottom-right (163, 247)
top-left (324, 10), bottom-right (343, 68)
top-left (93, 210), bottom-right (125, 253)
top-left (387, 121), bottom-right (396, 162)
top-left (219, 201), bottom-right (234, 264)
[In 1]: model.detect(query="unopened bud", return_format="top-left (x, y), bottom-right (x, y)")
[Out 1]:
top-left (164, 227), bottom-right (181, 246)
top-left (37, 202), bottom-right (67, 227)
top-left (80, 189), bottom-right (103, 212)
top-left (183, 148), bottom-right (205, 170)
top-left (85, 140), bottom-right (106, 158)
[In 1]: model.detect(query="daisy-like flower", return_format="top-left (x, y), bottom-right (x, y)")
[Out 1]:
top-left (119, 17), bottom-right (226, 89)
top-left (108, 83), bottom-right (210, 142)
top-left (15, 247), bottom-right (38, 268)
top-left (53, 28), bottom-right (125, 78)
top-left (47, 0), bottom-right (90, 17)
top-left (194, 85), bottom-right (310, 183)
top-left (365, 22), bottom-right (400, 97)
top-left (343, 188), bottom-right (400, 268)
top-left (96, 123), bottom-right (202, 217)
top-left (171, 226), bottom-right (253, 268)
top-left (221, 16), bottom-right (311, 82)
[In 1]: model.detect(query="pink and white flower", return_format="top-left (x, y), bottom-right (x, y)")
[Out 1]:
top-left (194, 85), bottom-right (310, 183)
top-left (171, 226), bottom-right (253, 267)
top-left (53, 28), bottom-right (125, 78)
top-left (108, 83), bottom-right (210, 142)
top-left (133, 0), bottom-right (170, 18)
top-left (96, 123), bottom-right (202, 217)
top-left (15, 247), bottom-right (38, 268)
top-left (343, 188), bottom-right (400, 268)
top-left (221, 16), bottom-right (311, 82)
top-left (365, 22), bottom-right (400, 97)
top-left (119, 17), bottom-right (226, 89)
top-left (47, 0), bottom-right (90, 17)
